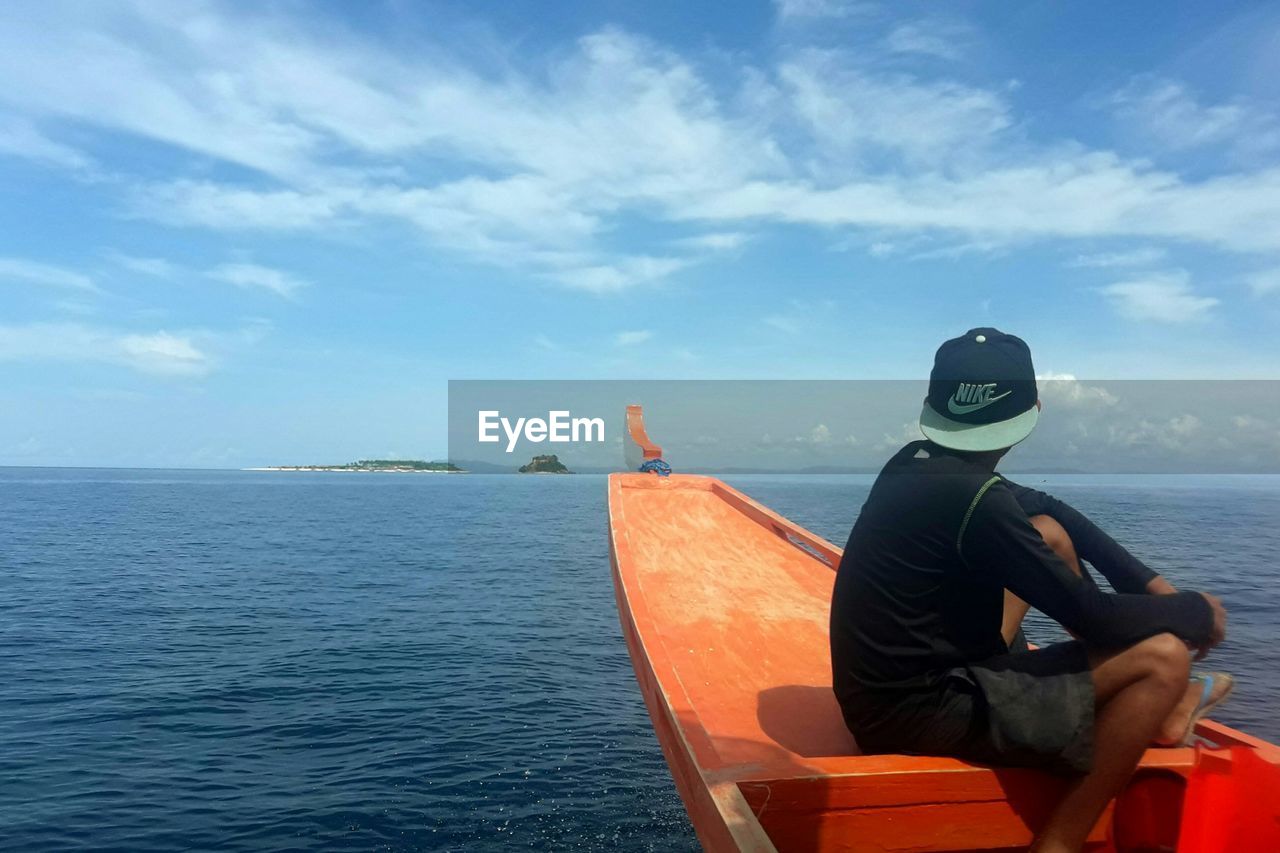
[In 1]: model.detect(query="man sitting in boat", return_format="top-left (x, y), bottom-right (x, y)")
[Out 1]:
top-left (829, 328), bottom-right (1232, 853)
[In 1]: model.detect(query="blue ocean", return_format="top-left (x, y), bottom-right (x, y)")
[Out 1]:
top-left (2, 469), bottom-right (1277, 851)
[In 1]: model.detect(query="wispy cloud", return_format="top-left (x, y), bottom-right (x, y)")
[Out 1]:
top-left (0, 322), bottom-right (212, 375)
top-left (614, 329), bottom-right (653, 346)
top-left (2, 3), bottom-right (1280, 301)
top-left (1099, 270), bottom-right (1218, 323)
top-left (1246, 268), bottom-right (1280, 296)
top-left (777, 51), bottom-right (1012, 167)
top-left (0, 115), bottom-right (91, 169)
top-left (553, 256), bottom-right (690, 294)
top-left (117, 331), bottom-right (211, 375)
top-left (106, 252), bottom-right (178, 278)
top-left (774, 0), bottom-right (874, 20)
top-left (674, 232), bottom-right (750, 252)
top-left (134, 181), bottom-right (345, 230)
top-left (0, 257), bottom-right (97, 292)
top-left (1068, 247), bottom-right (1168, 268)
top-left (884, 21), bottom-right (973, 61)
top-left (207, 263), bottom-right (307, 298)
top-left (1110, 76), bottom-right (1280, 161)
top-left (106, 252), bottom-right (309, 300)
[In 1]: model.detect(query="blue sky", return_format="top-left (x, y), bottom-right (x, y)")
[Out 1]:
top-left (1, 0), bottom-right (1279, 467)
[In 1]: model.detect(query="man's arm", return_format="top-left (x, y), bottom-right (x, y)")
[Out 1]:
top-left (961, 481), bottom-right (1213, 648)
top-left (1002, 479), bottom-right (1174, 594)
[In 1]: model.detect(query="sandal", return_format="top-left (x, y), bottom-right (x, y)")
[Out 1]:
top-left (1177, 671), bottom-right (1235, 746)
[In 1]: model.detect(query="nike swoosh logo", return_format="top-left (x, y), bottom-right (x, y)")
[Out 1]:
top-left (948, 390), bottom-right (1011, 415)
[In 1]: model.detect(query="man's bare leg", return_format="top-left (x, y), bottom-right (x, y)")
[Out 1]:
top-left (1002, 515), bottom-right (1082, 647)
top-left (1030, 632), bottom-right (1190, 852)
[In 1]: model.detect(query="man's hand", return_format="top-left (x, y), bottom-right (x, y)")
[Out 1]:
top-left (1193, 593), bottom-right (1228, 661)
top-left (1146, 575), bottom-right (1178, 595)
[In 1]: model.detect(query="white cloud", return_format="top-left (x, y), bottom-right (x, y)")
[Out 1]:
top-left (208, 263), bottom-right (307, 298)
top-left (53, 299), bottom-right (96, 316)
top-left (681, 159), bottom-right (1280, 254)
top-left (0, 115), bottom-right (91, 169)
top-left (675, 232), bottom-right (749, 251)
top-left (0, 322), bottom-right (212, 375)
top-left (0, 8), bottom-right (321, 180)
top-left (877, 420), bottom-right (923, 451)
top-left (614, 329), bottom-right (653, 346)
top-left (1110, 76), bottom-right (1280, 160)
top-left (1247, 268), bottom-right (1280, 296)
top-left (2, 4), bottom-right (1280, 295)
top-left (135, 181), bottom-right (345, 230)
top-left (0, 257), bottom-right (97, 292)
top-left (770, 422), bottom-right (858, 451)
top-left (778, 52), bottom-right (1012, 167)
top-left (1068, 247), bottom-right (1168, 268)
top-left (1107, 413), bottom-right (1203, 452)
top-left (89, 20), bottom-right (773, 290)
top-left (1099, 270), bottom-right (1218, 323)
top-left (884, 21), bottom-right (972, 61)
top-left (1036, 374), bottom-right (1119, 407)
top-left (117, 331), bottom-right (210, 375)
top-left (774, 0), bottom-right (874, 20)
top-left (552, 256), bottom-right (689, 293)
top-left (104, 252), bottom-right (314, 302)
top-left (106, 252), bottom-right (178, 278)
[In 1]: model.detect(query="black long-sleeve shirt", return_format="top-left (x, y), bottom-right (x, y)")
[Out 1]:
top-left (830, 441), bottom-right (1213, 701)
top-left (1005, 480), bottom-right (1156, 594)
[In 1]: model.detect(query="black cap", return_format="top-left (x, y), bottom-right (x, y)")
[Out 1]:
top-left (919, 327), bottom-right (1039, 451)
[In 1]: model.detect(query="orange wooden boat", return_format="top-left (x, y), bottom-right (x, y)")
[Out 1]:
top-left (608, 406), bottom-right (1280, 852)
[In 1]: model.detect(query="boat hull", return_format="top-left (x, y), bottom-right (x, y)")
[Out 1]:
top-left (608, 472), bottom-right (1280, 852)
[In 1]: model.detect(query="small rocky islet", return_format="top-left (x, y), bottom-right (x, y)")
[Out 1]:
top-left (518, 454), bottom-right (572, 474)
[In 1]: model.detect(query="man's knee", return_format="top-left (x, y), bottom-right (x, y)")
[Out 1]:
top-left (1029, 514), bottom-right (1078, 569)
top-left (1137, 632), bottom-right (1192, 689)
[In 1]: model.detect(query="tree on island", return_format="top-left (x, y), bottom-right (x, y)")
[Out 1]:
top-left (518, 454), bottom-right (571, 474)
top-left (350, 459), bottom-right (461, 471)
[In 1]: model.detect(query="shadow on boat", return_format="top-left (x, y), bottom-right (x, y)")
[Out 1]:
top-left (756, 684), bottom-right (860, 758)
top-left (751, 684), bottom-right (1190, 851)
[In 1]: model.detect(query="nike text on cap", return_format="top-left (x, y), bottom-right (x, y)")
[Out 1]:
top-left (919, 327), bottom-right (1039, 452)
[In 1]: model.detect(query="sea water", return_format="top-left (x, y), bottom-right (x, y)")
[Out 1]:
top-left (2, 469), bottom-right (1277, 851)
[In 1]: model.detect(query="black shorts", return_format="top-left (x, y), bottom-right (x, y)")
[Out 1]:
top-left (847, 641), bottom-right (1095, 775)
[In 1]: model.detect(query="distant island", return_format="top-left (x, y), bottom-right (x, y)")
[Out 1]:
top-left (249, 459), bottom-right (464, 473)
top-left (518, 454), bottom-right (571, 474)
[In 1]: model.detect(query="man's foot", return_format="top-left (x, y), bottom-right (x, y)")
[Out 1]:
top-left (1155, 672), bottom-right (1234, 746)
